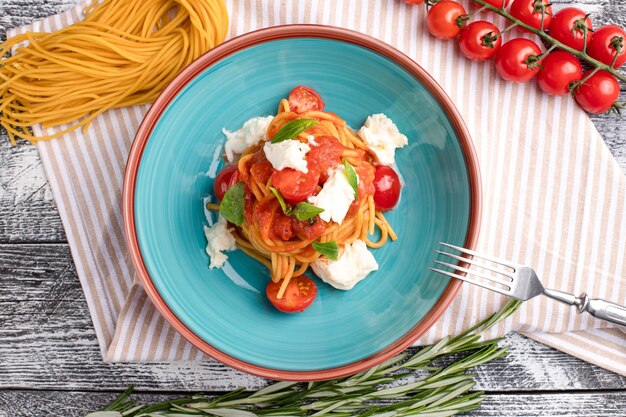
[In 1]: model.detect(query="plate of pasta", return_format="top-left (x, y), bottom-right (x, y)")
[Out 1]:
top-left (124, 25), bottom-right (481, 380)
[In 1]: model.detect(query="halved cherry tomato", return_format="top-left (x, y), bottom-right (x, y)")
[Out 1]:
top-left (426, 1), bottom-right (467, 40)
top-left (213, 164), bottom-right (240, 201)
top-left (373, 166), bottom-right (401, 211)
top-left (550, 8), bottom-right (593, 51)
top-left (495, 38), bottom-right (542, 82)
top-left (306, 136), bottom-right (346, 182)
top-left (288, 86), bottom-right (325, 113)
top-left (271, 168), bottom-right (320, 205)
top-left (574, 70), bottom-right (620, 114)
top-left (458, 21), bottom-right (502, 61)
top-left (510, 0), bottom-right (553, 32)
top-left (588, 25), bottom-right (626, 69)
top-left (536, 51), bottom-right (582, 96)
top-left (266, 276), bottom-right (318, 313)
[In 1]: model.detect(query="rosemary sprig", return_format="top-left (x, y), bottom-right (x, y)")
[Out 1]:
top-left (86, 300), bottom-right (521, 417)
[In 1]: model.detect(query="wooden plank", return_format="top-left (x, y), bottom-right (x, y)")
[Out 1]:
top-left (0, 390), bottom-right (624, 417)
top-left (1, 243), bottom-right (624, 392)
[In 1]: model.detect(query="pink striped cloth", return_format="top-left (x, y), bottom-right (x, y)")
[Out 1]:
top-left (9, 0), bottom-right (626, 375)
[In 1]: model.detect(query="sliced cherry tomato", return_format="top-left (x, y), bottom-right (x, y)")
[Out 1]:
top-left (426, 1), bottom-right (467, 40)
top-left (588, 25), bottom-right (626, 69)
top-left (213, 164), bottom-right (240, 201)
top-left (549, 8), bottom-right (593, 51)
top-left (288, 86), bottom-right (325, 113)
top-left (458, 21), bottom-right (502, 61)
top-left (510, 0), bottom-right (552, 32)
top-left (474, 0), bottom-right (510, 9)
top-left (271, 168), bottom-right (320, 205)
top-left (495, 38), bottom-right (543, 82)
top-left (266, 276), bottom-right (318, 313)
top-left (536, 51), bottom-right (583, 96)
top-left (306, 136), bottom-right (347, 182)
top-left (574, 70), bottom-right (619, 114)
top-left (373, 166), bottom-right (401, 211)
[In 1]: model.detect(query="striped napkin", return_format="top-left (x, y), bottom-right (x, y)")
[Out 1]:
top-left (10, 0), bottom-right (625, 375)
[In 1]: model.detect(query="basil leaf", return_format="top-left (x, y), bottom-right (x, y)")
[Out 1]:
top-left (342, 158), bottom-right (359, 200)
top-left (312, 241), bottom-right (339, 260)
top-left (291, 202), bottom-right (324, 221)
top-left (271, 119), bottom-right (318, 143)
top-left (269, 186), bottom-right (289, 214)
top-left (219, 181), bottom-right (245, 226)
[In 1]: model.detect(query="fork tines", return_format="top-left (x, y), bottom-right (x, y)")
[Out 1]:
top-left (429, 242), bottom-right (518, 295)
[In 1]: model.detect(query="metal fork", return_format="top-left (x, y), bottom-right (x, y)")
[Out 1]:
top-left (430, 242), bottom-right (626, 327)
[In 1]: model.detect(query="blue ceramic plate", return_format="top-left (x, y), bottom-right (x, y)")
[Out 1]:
top-left (124, 25), bottom-right (481, 380)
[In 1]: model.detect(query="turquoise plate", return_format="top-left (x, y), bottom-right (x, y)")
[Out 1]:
top-left (124, 25), bottom-right (481, 380)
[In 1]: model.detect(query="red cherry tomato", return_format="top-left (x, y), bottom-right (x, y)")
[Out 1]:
top-left (474, 0), bottom-right (510, 9)
top-left (306, 136), bottom-right (347, 182)
top-left (271, 168), bottom-right (320, 205)
top-left (266, 276), bottom-right (318, 313)
top-left (458, 21), bottom-right (502, 61)
top-left (549, 8), bottom-right (593, 51)
top-left (373, 166), bottom-right (401, 211)
top-left (587, 25), bottom-right (626, 69)
top-left (574, 70), bottom-right (620, 114)
top-left (288, 86), bottom-right (325, 113)
top-left (426, 1), bottom-right (467, 40)
top-left (405, 0), bottom-right (424, 3)
top-left (495, 38), bottom-right (543, 82)
top-left (510, 0), bottom-right (553, 32)
top-left (214, 164), bottom-right (240, 201)
top-left (536, 51), bottom-right (583, 96)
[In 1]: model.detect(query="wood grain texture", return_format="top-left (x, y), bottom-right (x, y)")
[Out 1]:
top-left (1, 244), bottom-right (625, 392)
top-left (0, 390), bottom-right (625, 417)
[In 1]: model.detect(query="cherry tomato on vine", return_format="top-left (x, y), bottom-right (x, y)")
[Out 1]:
top-left (458, 21), bottom-right (502, 61)
top-left (495, 38), bottom-right (543, 82)
top-left (536, 51), bottom-right (583, 96)
top-left (373, 166), bottom-right (401, 211)
top-left (266, 276), bottom-right (318, 313)
top-left (427, 1), bottom-right (467, 40)
top-left (573, 70), bottom-right (620, 114)
top-left (214, 164), bottom-right (240, 201)
top-left (549, 8), bottom-right (593, 51)
top-left (288, 86), bottom-right (325, 113)
top-left (510, 0), bottom-right (553, 32)
top-left (474, 0), bottom-right (510, 9)
top-left (587, 25), bottom-right (626, 69)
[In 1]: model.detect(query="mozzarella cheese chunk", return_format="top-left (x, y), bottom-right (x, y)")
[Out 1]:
top-left (308, 165), bottom-right (355, 224)
top-left (357, 114), bottom-right (408, 165)
top-left (223, 116), bottom-right (274, 163)
top-left (203, 215), bottom-right (237, 269)
top-left (311, 239), bottom-right (379, 290)
top-left (263, 139), bottom-right (311, 173)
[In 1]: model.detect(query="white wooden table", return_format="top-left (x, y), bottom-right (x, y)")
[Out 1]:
top-left (1, 1), bottom-right (625, 415)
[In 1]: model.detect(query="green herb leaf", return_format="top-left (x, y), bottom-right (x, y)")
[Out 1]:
top-left (291, 202), bottom-right (324, 221)
top-left (219, 182), bottom-right (245, 226)
top-left (342, 158), bottom-right (359, 199)
top-left (268, 186), bottom-right (289, 213)
top-left (312, 241), bottom-right (339, 260)
top-left (271, 119), bottom-right (318, 143)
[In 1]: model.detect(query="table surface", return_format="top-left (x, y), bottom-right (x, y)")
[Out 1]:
top-left (1, 1), bottom-right (625, 416)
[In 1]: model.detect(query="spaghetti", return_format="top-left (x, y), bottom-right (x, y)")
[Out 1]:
top-left (209, 87), bottom-right (402, 308)
top-left (0, 0), bottom-right (228, 143)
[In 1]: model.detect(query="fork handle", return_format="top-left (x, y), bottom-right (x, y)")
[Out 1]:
top-left (544, 289), bottom-right (626, 327)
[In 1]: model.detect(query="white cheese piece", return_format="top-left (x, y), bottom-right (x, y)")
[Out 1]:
top-left (307, 165), bottom-right (355, 224)
top-left (223, 116), bottom-right (274, 163)
top-left (311, 239), bottom-right (379, 290)
top-left (263, 139), bottom-right (310, 173)
top-left (204, 215), bottom-right (237, 269)
top-left (357, 113), bottom-right (408, 166)
top-left (307, 135), bottom-right (318, 146)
